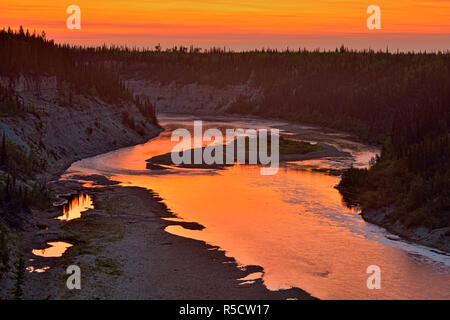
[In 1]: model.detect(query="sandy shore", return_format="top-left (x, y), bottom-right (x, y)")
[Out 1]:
top-left (21, 175), bottom-right (315, 300)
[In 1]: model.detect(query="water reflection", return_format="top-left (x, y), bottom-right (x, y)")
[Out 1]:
top-left (67, 116), bottom-right (450, 300)
top-left (26, 266), bottom-right (50, 273)
top-left (57, 193), bottom-right (93, 221)
top-left (32, 242), bottom-right (73, 258)
top-left (135, 165), bottom-right (449, 299)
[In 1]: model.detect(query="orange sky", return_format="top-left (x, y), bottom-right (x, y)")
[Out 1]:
top-left (2, 0), bottom-right (450, 51)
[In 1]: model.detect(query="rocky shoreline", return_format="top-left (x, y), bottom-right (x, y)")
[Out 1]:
top-left (361, 209), bottom-right (450, 254)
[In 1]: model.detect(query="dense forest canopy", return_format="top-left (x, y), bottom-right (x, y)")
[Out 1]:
top-left (78, 41), bottom-right (450, 144)
top-left (0, 27), bottom-right (133, 103)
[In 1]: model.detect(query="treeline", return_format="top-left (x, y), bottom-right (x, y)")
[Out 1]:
top-left (4, 27), bottom-right (448, 144)
top-left (0, 27), bottom-right (134, 104)
top-left (0, 27), bottom-right (160, 125)
top-left (69, 44), bottom-right (450, 144)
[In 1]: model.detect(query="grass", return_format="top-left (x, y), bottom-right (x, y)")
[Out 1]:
top-left (244, 135), bottom-right (321, 155)
top-left (278, 137), bottom-right (321, 155)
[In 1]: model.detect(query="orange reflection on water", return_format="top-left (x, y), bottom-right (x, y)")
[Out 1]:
top-left (58, 193), bottom-right (94, 221)
top-left (113, 166), bottom-right (450, 299)
top-left (32, 242), bottom-right (73, 258)
top-left (68, 118), bottom-right (450, 300)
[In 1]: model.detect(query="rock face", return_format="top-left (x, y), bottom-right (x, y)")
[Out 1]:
top-left (0, 76), bottom-right (162, 178)
top-left (125, 79), bottom-right (262, 115)
top-left (362, 209), bottom-right (450, 253)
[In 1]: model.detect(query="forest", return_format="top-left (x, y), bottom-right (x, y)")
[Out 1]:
top-left (337, 101), bottom-right (449, 230)
top-left (80, 44), bottom-right (450, 144)
top-left (0, 27), bottom-right (449, 230)
top-left (0, 27), bottom-right (133, 103)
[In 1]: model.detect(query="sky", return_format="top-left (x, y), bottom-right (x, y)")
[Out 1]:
top-left (2, 0), bottom-right (450, 51)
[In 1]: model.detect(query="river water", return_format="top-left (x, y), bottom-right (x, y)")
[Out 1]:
top-left (63, 114), bottom-right (450, 300)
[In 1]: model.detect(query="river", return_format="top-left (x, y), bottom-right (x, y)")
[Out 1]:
top-left (63, 114), bottom-right (450, 300)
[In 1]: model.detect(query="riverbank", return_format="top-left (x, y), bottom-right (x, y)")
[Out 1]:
top-left (0, 99), bottom-right (350, 299)
top-left (0, 97), bottom-right (314, 299)
top-left (22, 175), bottom-right (315, 299)
top-left (0, 74), bottom-right (163, 299)
top-left (361, 209), bottom-right (450, 254)
top-left (18, 114), bottom-right (449, 299)
top-left (337, 179), bottom-right (449, 254)
top-left (16, 112), bottom-right (357, 299)
top-left (157, 113), bottom-right (449, 256)
top-left (8, 109), bottom-right (447, 299)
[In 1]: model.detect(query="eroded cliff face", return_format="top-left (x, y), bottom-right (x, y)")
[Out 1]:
top-left (125, 79), bottom-right (262, 115)
top-left (0, 75), bottom-right (162, 178)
